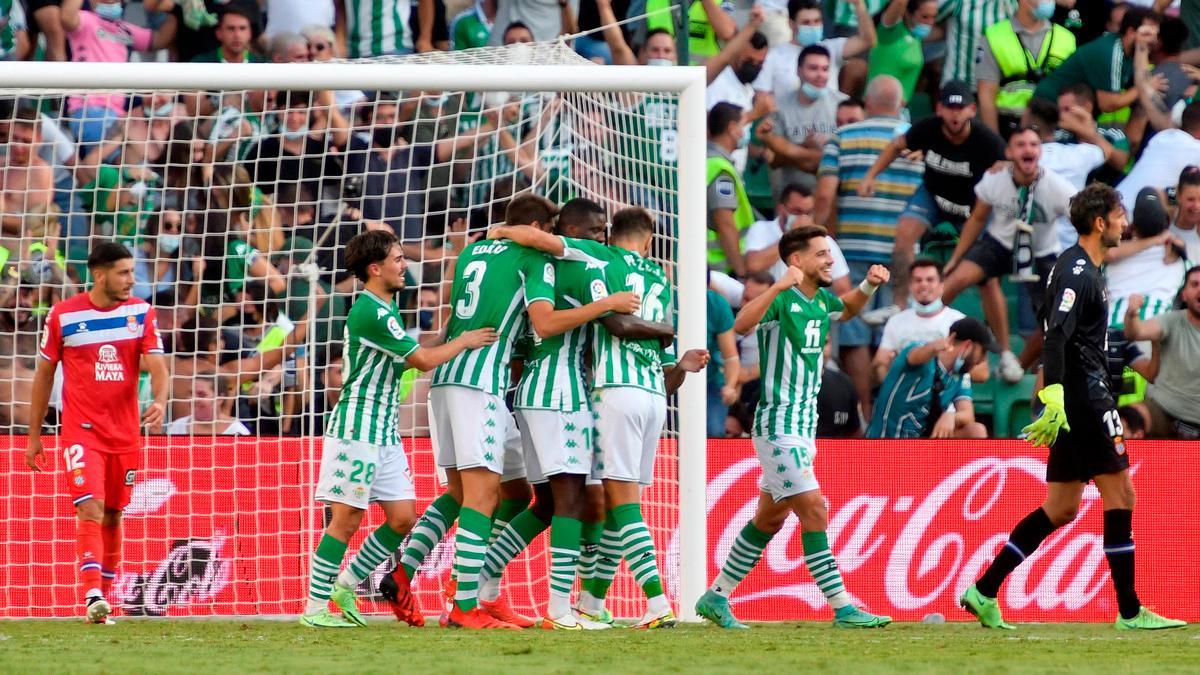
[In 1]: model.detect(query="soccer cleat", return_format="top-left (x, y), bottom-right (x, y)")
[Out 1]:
top-left (998, 351), bottom-right (1025, 384)
top-left (960, 585), bottom-right (1015, 630)
top-left (573, 602), bottom-right (616, 627)
top-left (832, 605), bottom-right (892, 628)
top-left (379, 566), bottom-right (425, 627)
top-left (633, 607), bottom-right (677, 630)
top-left (540, 614), bottom-right (583, 631)
top-left (85, 597), bottom-right (112, 625)
top-left (571, 610), bottom-right (614, 630)
top-left (694, 590), bottom-right (748, 630)
top-left (480, 596), bottom-right (536, 629)
top-left (329, 583), bottom-right (367, 627)
top-left (446, 605), bottom-right (521, 630)
top-left (1115, 607), bottom-right (1188, 630)
top-left (438, 577), bottom-right (456, 628)
top-left (299, 609), bottom-right (357, 628)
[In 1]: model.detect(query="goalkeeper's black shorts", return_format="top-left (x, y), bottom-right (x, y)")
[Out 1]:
top-left (1045, 396), bottom-right (1130, 483)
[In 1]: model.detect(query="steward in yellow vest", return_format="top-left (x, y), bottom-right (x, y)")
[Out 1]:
top-left (980, 16), bottom-right (1075, 137)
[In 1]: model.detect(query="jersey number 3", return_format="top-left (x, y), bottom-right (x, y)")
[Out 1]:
top-left (456, 261), bottom-right (487, 319)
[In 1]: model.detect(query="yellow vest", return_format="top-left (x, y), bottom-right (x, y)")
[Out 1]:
top-left (706, 154), bottom-right (753, 270)
top-left (985, 20), bottom-right (1076, 117)
top-left (647, 0), bottom-right (721, 64)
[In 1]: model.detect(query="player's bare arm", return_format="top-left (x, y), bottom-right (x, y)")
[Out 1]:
top-left (664, 348), bottom-right (711, 395)
top-left (527, 294), bottom-right (639, 339)
top-left (141, 353), bottom-right (170, 429)
top-left (487, 224), bottom-right (565, 256)
top-left (407, 328), bottom-right (499, 371)
top-left (734, 266), bottom-right (805, 335)
top-left (1122, 294), bottom-right (1164, 342)
top-left (601, 314), bottom-right (675, 342)
top-left (837, 265), bottom-right (890, 321)
top-left (24, 356), bottom-right (56, 472)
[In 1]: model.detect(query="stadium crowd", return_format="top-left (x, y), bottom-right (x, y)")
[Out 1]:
top-left (0, 0), bottom-right (1199, 441)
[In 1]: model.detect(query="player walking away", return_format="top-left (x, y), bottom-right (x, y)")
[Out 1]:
top-left (695, 225), bottom-right (894, 630)
top-left (300, 230), bottom-right (498, 628)
top-left (961, 183), bottom-right (1187, 631)
top-left (475, 198), bottom-right (677, 630)
top-left (493, 207), bottom-right (710, 629)
top-left (25, 242), bottom-right (169, 625)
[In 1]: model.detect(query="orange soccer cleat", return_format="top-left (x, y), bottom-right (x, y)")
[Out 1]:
top-left (446, 604), bottom-right (521, 630)
top-left (379, 566), bottom-right (425, 627)
top-left (480, 595), bottom-right (536, 629)
top-left (438, 577), bottom-right (456, 627)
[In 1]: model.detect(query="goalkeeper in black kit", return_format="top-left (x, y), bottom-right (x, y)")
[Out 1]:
top-left (960, 183), bottom-right (1187, 631)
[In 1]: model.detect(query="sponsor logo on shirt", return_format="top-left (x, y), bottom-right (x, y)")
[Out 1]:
top-left (1058, 288), bottom-right (1076, 313)
top-left (95, 344), bottom-right (125, 381)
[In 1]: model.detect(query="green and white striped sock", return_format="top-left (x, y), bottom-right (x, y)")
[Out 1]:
top-left (588, 510), bottom-right (622, 601)
top-left (711, 522), bottom-right (773, 597)
top-left (401, 493), bottom-right (460, 579)
top-left (488, 497), bottom-right (529, 545)
top-left (802, 531), bottom-right (850, 609)
top-left (453, 507), bottom-right (492, 612)
top-left (576, 519), bottom-right (603, 589)
top-left (306, 534), bottom-right (347, 615)
top-left (339, 523), bottom-right (405, 589)
top-left (479, 508), bottom-right (549, 602)
top-left (548, 516), bottom-right (582, 618)
top-left (612, 503), bottom-right (663, 600)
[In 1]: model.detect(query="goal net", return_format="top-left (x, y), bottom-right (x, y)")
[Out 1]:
top-left (0, 43), bottom-right (707, 620)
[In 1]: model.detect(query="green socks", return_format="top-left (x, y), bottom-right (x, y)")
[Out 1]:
top-left (401, 492), bottom-right (461, 579)
top-left (452, 507), bottom-right (493, 611)
top-left (548, 516), bottom-right (582, 617)
top-left (339, 523), bottom-right (405, 589)
top-left (802, 531), bottom-right (850, 609)
top-left (306, 534), bottom-right (348, 614)
top-left (711, 522), bottom-right (773, 597)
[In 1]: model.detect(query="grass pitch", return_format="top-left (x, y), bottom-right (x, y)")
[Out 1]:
top-left (1, 620), bottom-right (1197, 674)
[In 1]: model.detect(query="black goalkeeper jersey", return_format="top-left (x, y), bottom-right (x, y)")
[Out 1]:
top-left (1039, 244), bottom-right (1112, 404)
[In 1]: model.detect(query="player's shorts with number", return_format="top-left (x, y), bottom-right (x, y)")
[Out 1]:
top-left (316, 438), bottom-right (415, 509)
top-left (1046, 397), bottom-right (1130, 483)
top-left (753, 434), bottom-right (820, 501)
top-left (593, 387), bottom-right (667, 486)
top-left (429, 385), bottom-right (509, 474)
top-left (62, 442), bottom-right (138, 510)
top-left (515, 409), bottom-right (593, 484)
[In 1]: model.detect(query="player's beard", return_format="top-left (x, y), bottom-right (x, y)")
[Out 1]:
top-left (816, 274), bottom-right (832, 288)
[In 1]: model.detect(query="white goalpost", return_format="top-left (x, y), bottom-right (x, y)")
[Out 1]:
top-left (0, 45), bottom-right (708, 621)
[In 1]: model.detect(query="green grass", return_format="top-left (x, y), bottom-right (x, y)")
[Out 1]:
top-left (1, 620), bottom-right (1198, 674)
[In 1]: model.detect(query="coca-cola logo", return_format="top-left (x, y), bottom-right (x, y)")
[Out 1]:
top-left (116, 537), bottom-right (231, 616)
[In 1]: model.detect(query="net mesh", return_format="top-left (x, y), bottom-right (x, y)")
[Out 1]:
top-left (0, 42), bottom-right (684, 619)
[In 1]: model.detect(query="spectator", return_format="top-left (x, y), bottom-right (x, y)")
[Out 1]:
top-left (245, 90), bottom-right (345, 202)
top-left (132, 209), bottom-right (188, 305)
top-left (1117, 101), bottom-right (1200, 214)
top-left (643, 0), bottom-right (736, 65)
top-left (872, 258), bottom-right (967, 383)
top-left (706, 286), bottom-right (740, 437)
top-left (0, 106), bottom-right (54, 238)
top-left (597, 0), bottom-right (676, 67)
top-left (816, 340), bottom-right (862, 438)
top-left (859, 81), bottom-right (1007, 310)
top-left (836, 98), bottom-right (866, 127)
top-left (190, 5), bottom-right (264, 62)
top-left (208, 88), bottom-right (272, 164)
top-left (1054, 82), bottom-right (1131, 184)
top-left (489, 0), bottom-right (577, 46)
top-left (197, 210), bottom-right (287, 313)
top-left (753, 0), bottom-right (877, 101)
top-left (1118, 404), bottom-right (1148, 440)
top-left (500, 19), bottom-right (534, 44)
top-left (1150, 17), bottom-right (1195, 115)
top-left (943, 126), bottom-right (1074, 381)
top-left (867, 0), bottom-right (938, 105)
top-left (166, 373), bottom-right (252, 435)
top-left (705, 10), bottom-right (768, 115)
top-left (1124, 266), bottom-right (1200, 439)
top-left (1170, 165), bottom-right (1200, 263)
top-left (449, 0), bottom-right (495, 50)
top-left (264, 0), bottom-right (334, 39)
top-left (147, 0), bottom-right (261, 64)
top-left (867, 317), bottom-right (993, 439)
top-left (61, 0), bottom-right (178, 148)
top-left (0, 2), bottom-right (29, 61)
top-left (706, 101), bottom-right (752, 277)
top-left (976, 0), bottom-right (1078, 138)
top-left (301, 24), bottom-right (366, 113)
top-left (756, 44), bottom-right (849, 193)
top-left (335, 0), bottom-right (418, 57)
top-left (744, 183), bottom-right (851, 285)
top-left (574, 0), bottom-right (627, 63)
top-left (269, 31), bottom-right (310, 62)
top-left (937, 0), bottom-right (1023, 89)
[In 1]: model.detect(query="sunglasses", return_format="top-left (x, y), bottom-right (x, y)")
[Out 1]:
top-left (309, 42), bottom-right (331, 52)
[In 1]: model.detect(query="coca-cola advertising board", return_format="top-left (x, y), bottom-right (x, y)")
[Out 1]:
top-left (1, 437), bottom-right (1196, 621)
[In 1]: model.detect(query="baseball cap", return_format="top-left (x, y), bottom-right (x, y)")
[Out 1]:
top-left (939, 80), bottom-right (975, 108)
top-left (1133, 186), bottom-right (1170, 237)
top-left (949, 317), bottom-right (1000, 353)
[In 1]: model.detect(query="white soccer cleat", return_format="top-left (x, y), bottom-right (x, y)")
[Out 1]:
top-left (85, 597), bottom-right (112, 625)
top-left (571, 608), bottom-right (614, 630)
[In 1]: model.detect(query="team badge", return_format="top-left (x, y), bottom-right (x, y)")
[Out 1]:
top-left (127, 316), bottom-right (139, 332)
top-left (74, 475), bottom-right (85, 487)
top-left (125, 469), bottom-right (137, 486)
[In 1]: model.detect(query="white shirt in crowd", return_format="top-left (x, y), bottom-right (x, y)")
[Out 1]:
top-left (753, 38), bottom-right (849, 97)
top-left (1118, 129), bottom-right (1200, 213)
top-left (1170, 223), bottom-right (1200, 266)
top-left (707, 67), bottom-right (756, 111)
top-left (1040, 140), bottom-right (1106, 250)
top-left (743, 219), bottom-right (850, 281)
top-left (878, 304), bottom-right (966, 353)
top-left (264, 0), bottom-right (335, 38)
top-left (167, 416), bottom-right (252, 436)
top-left (1105, 243), bottom-right (1186, 327)
top-left (975, 165), bottom-right (1073, 257)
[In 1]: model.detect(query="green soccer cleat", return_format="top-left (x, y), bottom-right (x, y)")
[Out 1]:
top-left (960, 585), bottom-right (1015, 630)
top-left (329, 584), bottom-right (367, 627)
top-left (695, 590), bottom-right (748, 630)
top-left (833, 605), bottom-right (892, 628)
top-left (299, 609), bottom-right (357, 628)
top-left (1115, 607), bottom-right (1188, 630)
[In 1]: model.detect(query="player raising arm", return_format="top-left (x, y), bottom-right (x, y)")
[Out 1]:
top-left (696, 225), bottom-right (893, 630)
top-left (26, 242), bottom-right (168, 625)
top-left (301, 230), bottom-right (498, 628)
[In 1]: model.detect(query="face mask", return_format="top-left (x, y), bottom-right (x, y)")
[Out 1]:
top-left (1033, 0), bottom-right (1056, 20)
top-left (373, 126), bottom-right (396, 148)
top-left (911, 297), bottom-right (944, 314)
top-left (736, 129), bottom-right (750, 149)
top-left (911, 22), bottom-right (932, 40)
top-left (424, 94), bottom-right (449, 108)
top-left (282, 124), bottom-right (309, 141)
top-left (795, 24), bottom-right (823, 46)
top-left (800, 81), bottom-right (825, 100)
top-left (418, 309), bottom-right (435, 331)
top-left (158, 234), bottom-right (181, 254)
top-left (95, 3), bottom-right (123, 21)
top-left (646, 58), bottom-right (674, 68)
top-left (149, 102), bottom-right (175, 118)
top-left (734, 62), bottom-right (762, 84)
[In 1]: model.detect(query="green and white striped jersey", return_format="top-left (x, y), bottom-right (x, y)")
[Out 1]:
top-left (514, 253), bottom-right (608, 412)
top-left (938, 0), bottom-right (1016, 86)
top-left (561, 237), bottom-right (676, 396)
top-left (753, 286), bottom-right (845, 438)
top-left (342, 0), bottom-right (412, 58)
top-left (432, 239), bottom-right (554, 396)
top-left (327, 290), bottom-right (419, 446)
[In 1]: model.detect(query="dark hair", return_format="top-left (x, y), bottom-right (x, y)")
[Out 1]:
top-left (1186, 264), bottom-right (1200, 286)
top-left (1026, 97), bottom-right (1059, 132)
top-left (275, 89), bottom-right (312, 109)
top-left (503, 21), bottom-right (532, 38)
top-left (87, 241), bottom-right (133, 270)
top-left (798, 44), bottom-right (831, 68)
top-left (778, 225), bottom-right (827, 262)
top-left (1060, 82), bottom-right (1099, 112)
top-left (906, 0), bottom-right (936, 13)
top-left (644, 27), bottom-right (673, 44)
top-left (788, 0), bottom-right (821, 18)
top-left (178, 317), bottom-right (219, 355)
top-left (1069, 183), bottom-right (1123, 236)
top-left (345, 229), bottom-right (399, 283)
top-left (217, 5), bottom-right (256, 29)
top-left (708, 101), bottom-right (742, 138)
top-left (909, 257), bottom-right (942, 279)
top-left (558, 197), bottom-right (605, 231)
top-left (1159, 17), bottom-right (1188, 57)
top-left (749, 31), bottom-right (769, 50)
top-left (1117, 405), bottom-right (1146, 437)
top-left (12, 104), bottom-right (38, 128)
top-left (610, 207), bottom-right (655, 241)
top-left (1178, 164), bottom-right (1200, 190)
top-left (505, 193), bottom-right (558, 227)
top-left (779, 182), bottom-right (813, 203)
top-left (746, 270), bottom-right (775, 286)
top-left (1008, 125), bottom-right (1042, 144)
top-left (1181, 100), bottom-right (1200, 134)
top-left (1119, 6), bottom-right (1160, 37)
top-left (838, 97), bottom-right (865, 110)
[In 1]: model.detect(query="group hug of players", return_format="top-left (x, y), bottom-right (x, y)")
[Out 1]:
top-left (32, 183), bottom-right (1186, 630)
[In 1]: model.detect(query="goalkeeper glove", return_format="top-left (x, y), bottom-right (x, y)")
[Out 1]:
top-left (1022, 383), bottom-right (1071, 448)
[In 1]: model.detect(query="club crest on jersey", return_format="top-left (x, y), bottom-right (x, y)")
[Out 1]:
top-left (126, 315), bottom-right (139, 332)
top-left (95, 344), bottom-right (125, 381)
top-left (1057, 288), bottom-right (1076, 313)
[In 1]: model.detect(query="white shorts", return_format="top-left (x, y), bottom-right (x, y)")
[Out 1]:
top-left (593, 387), bottom-right (667, 486)
top-left (315, 438), bottom-right (415, 509)
top-left (753, 434), bottom-right (820, 502)
top-left (429, 385), bottom-right (509, 475)
top-left (515, 409), bottom-right (594, 484)
top-left (502, 411), bottom-right (527, 483)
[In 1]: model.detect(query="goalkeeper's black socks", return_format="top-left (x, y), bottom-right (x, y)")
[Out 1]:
top-left (976, 507), bottom-right (1058, 598)
top-left (1103, 508), bottom-right (1141, 620)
